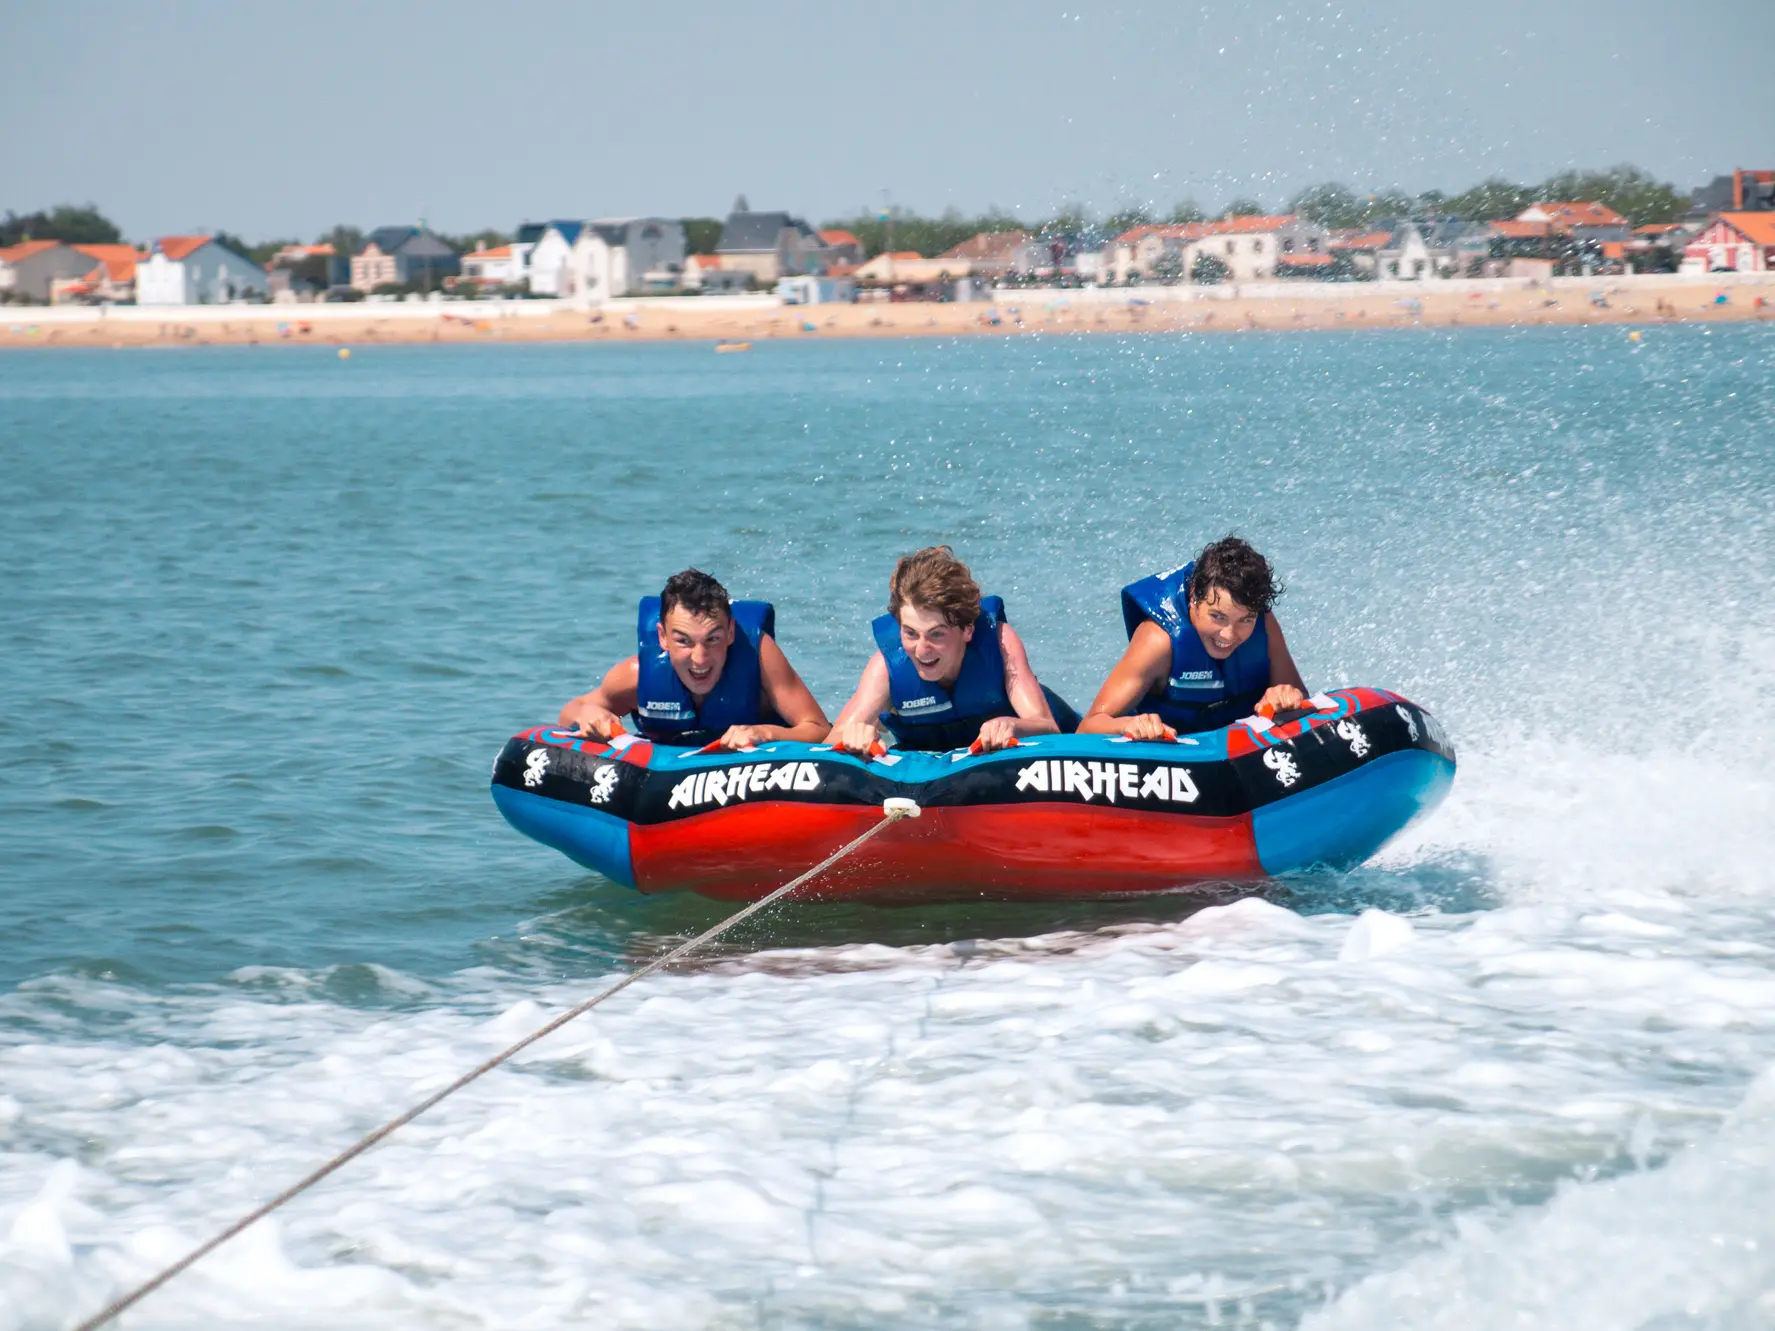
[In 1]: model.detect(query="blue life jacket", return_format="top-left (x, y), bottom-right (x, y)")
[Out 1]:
top-left (633, 597), bottom-right (783, 745)
top-left (871, 595), bottom-right (1017, 752)
top-left (1119, 563), bottom-right (1271, 733)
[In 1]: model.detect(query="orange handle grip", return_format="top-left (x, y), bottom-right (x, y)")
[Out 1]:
top-left (968, 735), bottom-right (1023, 755)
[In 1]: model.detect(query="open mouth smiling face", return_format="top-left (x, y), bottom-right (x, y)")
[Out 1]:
top-left (659, 608), bottom-right (734, 696)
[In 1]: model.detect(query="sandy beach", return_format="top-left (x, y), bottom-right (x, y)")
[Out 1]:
top-left (2, 275), bottom-right (1770, 349)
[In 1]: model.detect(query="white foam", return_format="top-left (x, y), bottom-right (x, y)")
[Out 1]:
top-left (1303, 1068), bottom-right (1775, 1331)
top-left (4, 878), bottom-right (1774, 1326)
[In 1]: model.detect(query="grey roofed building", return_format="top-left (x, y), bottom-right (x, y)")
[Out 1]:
top-left (717, 202), bottom-right (816, 253)
top-left (1687, 171), bottom-right (1774, 219)
top-left (351, 225), bottom-right (460, 292)
top-left (715, 195), bottom-right (821, 281)
top-left (0, 240), bottom-right (108, 302)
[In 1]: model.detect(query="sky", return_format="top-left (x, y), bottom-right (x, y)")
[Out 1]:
top-left (3, 0), bottom-right (1771, 243)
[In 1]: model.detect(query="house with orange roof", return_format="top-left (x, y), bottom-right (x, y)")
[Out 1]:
top-left (460, 243), bottom-right (520, 287)
top-left (938, 231), bottom-right (1046, 280)
top-left (1682, 212), bottom-right (1775, 273)
top-left (49, 244), bottom-right (142, 303)
top-left (681, 252), bottom-right (751, 294)
top-left (138, 235), bottom-right (266, 305)
top-left (853, 250), bottom-right (971, 299)
top-left (817, 229), bottom-right (865, 267)
top-left (1488, 201), bottom-right (1634, 276)
top-left (265, 243), bottom-right (349, 300)
top-left (1516, 201), bottom-right (1630, 242)
top-left (0, 240), bottom-right (117, 303)
top-left (1103, 215), bottom-right (1330, 285)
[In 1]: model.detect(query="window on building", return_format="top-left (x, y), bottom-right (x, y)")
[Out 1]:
top-left (1282, 238), bottom-right (1294, 254)
top-left (1225, 241), bottom-right (1235, 255)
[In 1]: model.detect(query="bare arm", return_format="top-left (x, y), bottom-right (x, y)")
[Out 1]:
top-left (974, 623), bottom-right (1057, 751)
top-left (1255, 614), bottom-right (1309, 713)
top-left (1077, 621), bottom-right (1174, 740)
top-left (558, 656), bottom-right (640, 739)
top-left (715, 634), bottom-right (831, 749)
top-left (824, 652), bottom-right (891, 755)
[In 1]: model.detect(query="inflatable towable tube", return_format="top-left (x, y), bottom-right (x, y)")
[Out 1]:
top-left (490, 687), bottom-right (1455, 904)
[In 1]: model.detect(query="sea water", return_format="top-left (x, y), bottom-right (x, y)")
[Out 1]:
top-left (1, 326), bottom-right (1771, 1329)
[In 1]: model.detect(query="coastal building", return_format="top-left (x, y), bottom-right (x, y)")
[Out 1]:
top-left (1628, 223), bottom-right (1691, 272)
top-left (460, 244), bottom-right (520, 288)
top-left (523, 221), bottom-right (583, 296)
top-left (817, 229), bottom-right (865, 268)
top-left (1516, 201), bottom-right (1630, 244)
top-left (265, 243), bottom-right (348, 300)
top-left (512, 221), bottom-right (551, 289)
top-left (681, 253), bottom-right (750, 293)
top-left (1687, 169), bottom-right (1774, 221)
top-left (1326, 228), bottom-right (1393, 279)
top-left (562, 219), bottom-right (687, 301)
top-left (137, 236), bottom-right (267, 305)
top-left (1488, 202), bottom-right (1631, 276)
top-left (938, 231), bottom-right (1046, 281)
top-left (777, 273), bottom-right (857, 304)
top-left (350, 227), bottom-right (459, 294)
top-left (853, 250), bottom-right (971, 300)
top-left (52, 244), bottom-right (141, 303)
top-left (1361, 220), bottom-right (1492, 280)
top-left (1682, 213), bottom-right (1775, 272)
top-left (715, 196), bottom-right (822, 284)
top-left (1104, 216), bottom-right (1328, 284)
top-left (0, 240), bottom-right (111, 303)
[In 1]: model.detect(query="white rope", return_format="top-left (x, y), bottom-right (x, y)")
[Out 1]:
top-left (74, 799), bottom-right (920, 1331)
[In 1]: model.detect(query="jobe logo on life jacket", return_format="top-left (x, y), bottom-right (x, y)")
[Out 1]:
top-left (667, 761), bottom-right (822, 810)
top-left (1014, 759), bottom-right (1198, 804)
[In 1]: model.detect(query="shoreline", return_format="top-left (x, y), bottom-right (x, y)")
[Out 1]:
top-left (3, 276), bottom-right (1770, 349)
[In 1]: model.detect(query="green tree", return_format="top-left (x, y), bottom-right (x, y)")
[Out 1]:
top-left (1532, 163), bottom-right (1686, 225)
top-left (1288, 182), bottom-right (1365, 228)
top-left (212, 231), bottom-right (289, 265)
top-left (1151, 248), bottom-right (1185, 283)
top-left (442, 227), bottom-right (512, 254)
top-left (0, 203), bottom-right (123, 247)
top-left (1191, 251), bottom-right (1230, 284)
top-left (1167, 199), bottom-right (1206, 223)
top-left (820, 206), bottom-right (1024, 259)
top-left (1221, 197), bottom-right (1265, 218)
top-left (1037, 203), bottom-right (1091, 236)
top-left (1441, 179), bottom-right (1533, 221)
top-left (682, 217), bottom-right (723, 254)
top-left (1102, 206), bottom-right (1153, 235)
top-left (319, 224), bottom-right (365, 256)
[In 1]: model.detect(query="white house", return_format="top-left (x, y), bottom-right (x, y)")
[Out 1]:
top-left (136, 236), bottom-right (267, 305)
top-left (460, 244), bottom-right (521, 287)
top-left (562, 219), bottom-right (686, 301)
top-left (524, 221), bottom-right (582, 296)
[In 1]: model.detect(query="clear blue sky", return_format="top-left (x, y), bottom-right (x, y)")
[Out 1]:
top-left (3, 0), bottom-right (1770, 242)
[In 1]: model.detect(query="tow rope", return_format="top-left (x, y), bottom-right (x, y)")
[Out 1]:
top-left (75, 798), bottom-right (922, 1331)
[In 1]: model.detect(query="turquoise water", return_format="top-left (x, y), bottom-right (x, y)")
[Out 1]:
top-left (2, 328), bottom-right (1773, 1328)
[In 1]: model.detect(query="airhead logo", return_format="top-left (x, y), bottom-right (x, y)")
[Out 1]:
top-left (1014, 759), bottom-right (1198, 805)
top-left (667, 761), bottom-right (822, 810)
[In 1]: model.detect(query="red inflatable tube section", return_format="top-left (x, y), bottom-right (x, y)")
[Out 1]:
top-left (627, 802), bottom-right (1265, 903)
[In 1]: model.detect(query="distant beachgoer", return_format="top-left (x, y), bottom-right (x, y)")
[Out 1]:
top-left (824, 546), bottom-right (1074, 755)
top-left (1078, 536), bottom-right (1308, 739)
top-left (558, 569), bottom-right (828, 750)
